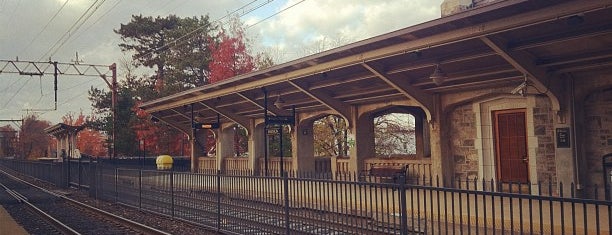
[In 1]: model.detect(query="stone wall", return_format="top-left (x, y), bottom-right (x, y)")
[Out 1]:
top-left (533, 96), bottom-right (557, 191)
top-left (448, 94), bottom-right (559, 191)
top-left (584, 89), bottom-right (612, 199)
top-left (449, 104), bottom-right (478, 180)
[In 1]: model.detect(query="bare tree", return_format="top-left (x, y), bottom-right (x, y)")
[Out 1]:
top-left (374, 113), bottom-right (416, 157)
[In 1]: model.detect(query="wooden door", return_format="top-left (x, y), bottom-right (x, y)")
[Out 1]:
top-left (494, 109), bottom-right (529, 183)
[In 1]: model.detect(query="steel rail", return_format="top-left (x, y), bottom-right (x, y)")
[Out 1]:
top-left (123, 182), bottom-right (404, 234)
top-left (0, 169), bottom-right (171, 235)
top-left (1, 182), bottom-right (81, 235)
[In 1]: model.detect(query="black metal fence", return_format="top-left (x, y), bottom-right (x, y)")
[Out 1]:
top-left (1, 159), bottom-right (611, 235)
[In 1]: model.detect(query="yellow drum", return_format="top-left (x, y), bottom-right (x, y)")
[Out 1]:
top-left (155, 155), bottom-right (173, 170)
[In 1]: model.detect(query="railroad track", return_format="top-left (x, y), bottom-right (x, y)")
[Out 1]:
top-left (112, 179), bottom-right (415, 234)
top-left (0, 170), bottom-right (171, 235)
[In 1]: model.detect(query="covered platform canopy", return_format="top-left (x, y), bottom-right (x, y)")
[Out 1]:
top-left (45, 123), bottom-right (85, 159)
top-left (141, 0), bottom-right (611, 129)
top-left (140, 0), bottom-right (612, 191)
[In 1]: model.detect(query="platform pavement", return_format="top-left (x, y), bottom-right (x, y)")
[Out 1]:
top-left (0, 205), bottom-right (28, 235)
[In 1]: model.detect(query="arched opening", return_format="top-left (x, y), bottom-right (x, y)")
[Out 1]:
top-left (267, 125), bottom-right (292, 158)
top-left (196, 129), bottom-right (217, 172)
top-left (360, 106), bottom-right (431, 182)
top-left (371, 106), bottom-right (429, 159)
top-left (308, 114), bottom-right (350, 177)
top-left (313, 115), bottom-right (349, 158)
top-left (221, 124), bottom-right (250, 174)
top-left (374, 113), bottom-right (416, 158)
top-left (232, 125), bottom-right (248, 157)
top-left (263, 125), bottom-right (292, 175)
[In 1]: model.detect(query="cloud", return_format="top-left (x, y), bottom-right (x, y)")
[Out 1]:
top-left (247, 0), bottom-right (441, 62)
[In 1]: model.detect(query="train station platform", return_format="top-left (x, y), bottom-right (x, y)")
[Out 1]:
top-left (0, 205), bottom-right (28, 235)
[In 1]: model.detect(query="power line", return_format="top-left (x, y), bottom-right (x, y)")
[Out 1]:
top-left (70, 0), bottom-right (120, 43)
top-left (38, 0), bottom-right (106, 61)
top-left (246, 0), bottom-right (306, 29)
top-left (19, 0), bottom-right (71, 56)
top-left (46, 0), bottom-right (107, 60)
top-left (135, 0), bottom-right (272, 61)
top-left (3, 0), bottom-right (21, 31)
top-left (2, 76), bottom-right (33, 109)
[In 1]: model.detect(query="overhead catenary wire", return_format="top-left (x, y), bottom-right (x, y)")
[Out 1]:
top-left (246, 0), bottom-right (306, 29)
top-left (69, 0), bottom-right (121, 43)
top-left (2, 76), bottom-right (33, 109)
top-left (38, 0), bottom-right (106, 61)
top-left (134, 0), bottom-right (270, 61)
top-left (3, 0), bottom-right (21, 31)
top-left (19, 0), bottom-right (71, 56)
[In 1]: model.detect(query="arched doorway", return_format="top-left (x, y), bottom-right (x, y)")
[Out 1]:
top-left (357, 106), bottom-right (431, 183)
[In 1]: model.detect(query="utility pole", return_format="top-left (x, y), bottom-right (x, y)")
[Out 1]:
top-left (0, 59), bottom-right (117, 159)
top-left (100, 63), bottom-right (117, 160)
top-left (111, 63), bottom-right (117, 160)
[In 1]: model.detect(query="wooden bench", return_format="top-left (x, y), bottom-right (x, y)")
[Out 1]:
top-left (364, 165), bottom-right (407, 183)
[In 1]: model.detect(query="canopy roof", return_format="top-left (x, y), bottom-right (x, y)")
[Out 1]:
top-left (140, 0), bottom-right (612, 132)
top-left (44, 123), bottom-right (85, 137)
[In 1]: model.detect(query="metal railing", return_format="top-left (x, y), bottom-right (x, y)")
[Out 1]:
top-left (2, 159), bottom-right (611, 235)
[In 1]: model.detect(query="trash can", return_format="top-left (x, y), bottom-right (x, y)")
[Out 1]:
top-left (156, 155), bottom-right (173, 170)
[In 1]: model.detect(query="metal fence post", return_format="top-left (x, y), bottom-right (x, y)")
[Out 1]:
top-left (115, 167), bottom-right (118, 203)
top-left (78, 157), bottom-right (82, 187)
top-left (63, 159), bottom-right (69, 188)
top-left (217, 170), bottom-right (221, 232)
top-left (67, 158), bottom-right (71, 187)
top-left (89, 158), bottom-right (94, 197)
top-left (139, 169), bottom-right (142, 210)
top-left (398, 174), bottom-right (408, 235)
top-left (171, 168), bottom-right (175, 218)
top-left (283, 171), bottom-right (290, 235)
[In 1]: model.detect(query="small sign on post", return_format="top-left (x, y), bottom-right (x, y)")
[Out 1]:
top-left (556, 128), bottom-right (570, 148)
top-left (193, 122), bottom-right (220, 129)
top-left (266, 115), bottom-right (294, 125)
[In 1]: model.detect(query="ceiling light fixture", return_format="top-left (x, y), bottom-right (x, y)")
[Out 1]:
top-left (430, 63), bottom-right (447, 86)
top-left (274, 93), bottom-right (285, 109)
top-left (511, 74), bottom-right (529, 96)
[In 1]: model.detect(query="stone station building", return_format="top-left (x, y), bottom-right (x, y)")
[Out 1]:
top-left (140, 0), bottom-right (612, 199)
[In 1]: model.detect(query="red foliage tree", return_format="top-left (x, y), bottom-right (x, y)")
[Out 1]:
top-left (19, 115), bottom-right (52, 160)
top-left (132, 100), bottom-right (189, 157)
top-left (208, 18), bottom-right (255, 83)
top-left (61, 112), bottom-right (107, 157)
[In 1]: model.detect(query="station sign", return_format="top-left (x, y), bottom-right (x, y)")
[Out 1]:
top-left (193, 122), bottom-right (220, 129)
top-left (266, 115), bottom-right (294, 125)
top-left (267, 127), bottom-right (280, 135)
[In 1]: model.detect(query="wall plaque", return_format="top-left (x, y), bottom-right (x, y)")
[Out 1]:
top-left (556, 128), bottom-right (570, 148)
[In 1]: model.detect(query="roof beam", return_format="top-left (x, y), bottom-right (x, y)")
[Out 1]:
top-left (287, 80), bottom-right (352, 125)
top-left (481, 36), bottom-right (561, 112)
top-left (151, 114), bottom-right (190, 136)
top-left (236, 91), bottom-right (291, 116)
top-left (362, 62), bottom-right (434, 121)
top-left (199, 101), bottom-right (251, 131)
top-left (509, 23), bottom-right (612, 51)
top-left (170, 108), bottom-right (191, 121)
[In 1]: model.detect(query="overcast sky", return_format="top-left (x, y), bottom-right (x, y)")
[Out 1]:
top-left (0, 0), bottom-right (442, 126)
